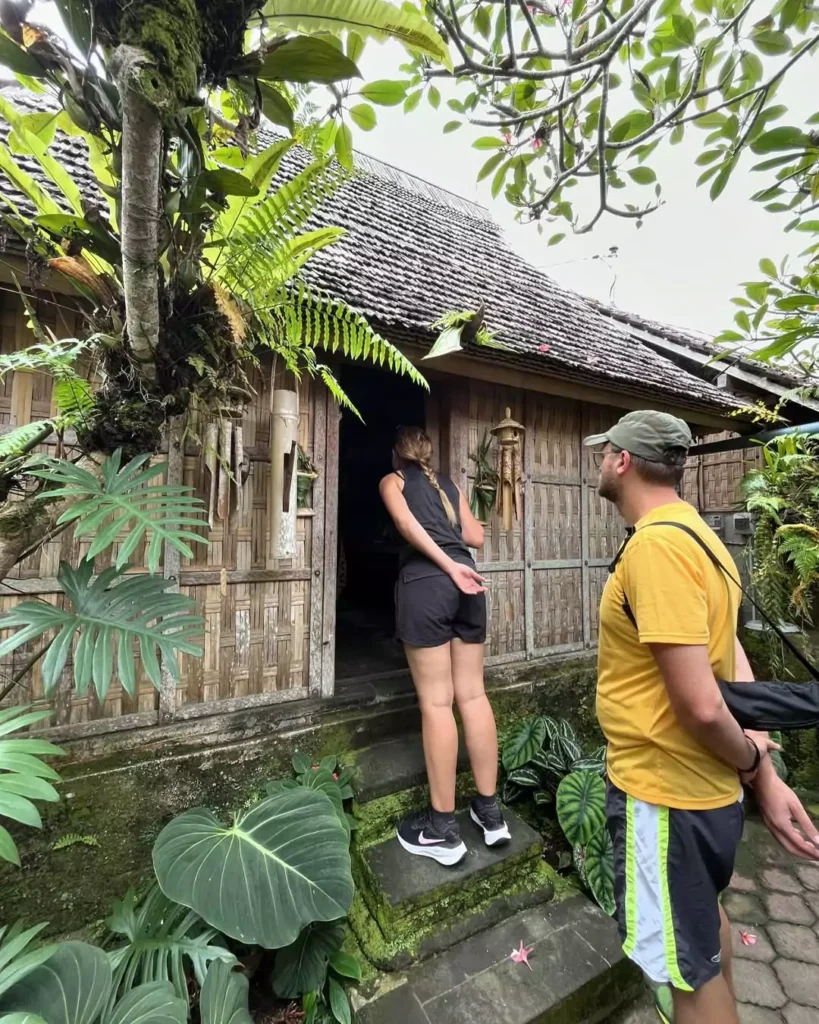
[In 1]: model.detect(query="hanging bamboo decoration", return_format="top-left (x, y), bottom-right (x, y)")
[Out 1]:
top-left (204, 421), bottom-right (218, 530)
top-left (233, 424), bottom-right (244, 517)
top-left (491, 407), bottom-right (525, 532)
top-left (217, 420), bottom-right (232, 522)
top-left (269, 388), bottom-right (300, 560)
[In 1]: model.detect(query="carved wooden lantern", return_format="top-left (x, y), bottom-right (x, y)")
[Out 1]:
top-left (490, 407), bottom-right (525, 532)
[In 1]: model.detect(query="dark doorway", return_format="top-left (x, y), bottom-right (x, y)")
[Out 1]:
top-left (335, 362), bottom-right (426, 681)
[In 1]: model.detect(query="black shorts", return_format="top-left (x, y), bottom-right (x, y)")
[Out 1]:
top-left (395, 570), bottom-right (487, 648)
top-left (606, 781), bottom-right (744, 992)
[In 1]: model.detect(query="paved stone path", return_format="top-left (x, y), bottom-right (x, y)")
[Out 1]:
top-left (612, 816), bottom-right (819, 1024)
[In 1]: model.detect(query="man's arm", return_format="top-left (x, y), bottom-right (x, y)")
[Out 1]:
top-left (650, 643), bottom-right (772, 773)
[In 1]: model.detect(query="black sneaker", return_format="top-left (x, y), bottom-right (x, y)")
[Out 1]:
top-left (397, 810), bottom-right (467, 866)
top-left (469, 797), bottom-right (511, 847)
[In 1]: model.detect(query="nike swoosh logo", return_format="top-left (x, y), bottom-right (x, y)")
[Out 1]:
top-left (418, 832), bottom-right (445, 845)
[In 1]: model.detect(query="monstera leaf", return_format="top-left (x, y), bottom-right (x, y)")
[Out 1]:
top-left (153, 789), bottom-right (354, 949)
top-left (271, 921), bottom-right (344, 999)
top-left (585, 827), bottom-right (616, 917)
top-left (0, 942), bottom-right (110, 1024)
top-left (106, 885), bottom-right (235, 1011)
top-left (502, 717), bottom-right (547, 771)
top-left (199, 962), bottom-right (252, 1024)
top-left (556, 771), bottom-right (607, 846)
top-left (0, 560), bottom-right (204, 698)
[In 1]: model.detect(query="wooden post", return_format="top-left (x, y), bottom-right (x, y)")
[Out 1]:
top-left (308, 389), bottom-right (328, 698)
top-left (447, 381), bottom-right (469, 494)
top-left (523, 392), bottom-right (535, 660)
top-left (320, 399), bottom-right (340, 697)
top-left (158, 418), bottom-right (183, 723)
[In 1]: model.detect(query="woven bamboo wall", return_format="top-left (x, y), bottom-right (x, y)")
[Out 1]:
top-left (0, 292), bottom-right (315, 726)
top-left (683, 430), bottom-right (760, 513)
top-left (465, 381), bottom-right (626, 661)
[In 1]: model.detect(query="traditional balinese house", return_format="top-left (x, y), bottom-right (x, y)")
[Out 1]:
top-left (0, 95), bottom-right (815, 747)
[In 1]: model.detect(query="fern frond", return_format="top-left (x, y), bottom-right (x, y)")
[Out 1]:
top-left (0, 338), bottom-right (88, 380)
top-left (0, 421), bottom-right (53, 461)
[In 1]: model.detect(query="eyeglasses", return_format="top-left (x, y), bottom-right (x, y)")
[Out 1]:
top-left (592, 450), bottom-right (609, 467)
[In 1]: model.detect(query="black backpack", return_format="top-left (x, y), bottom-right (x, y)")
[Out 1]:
top-left (610, 521), bottom-right (819, 731)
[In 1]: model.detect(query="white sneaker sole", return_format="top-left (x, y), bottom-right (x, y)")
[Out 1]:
top-left (470, 807), bottom-right (512, 847)
top-left (397, 832), bottom-right (468, 866)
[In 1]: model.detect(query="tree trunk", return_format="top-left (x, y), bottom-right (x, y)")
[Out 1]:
top-left (111, 45), bottom-right (163, 381)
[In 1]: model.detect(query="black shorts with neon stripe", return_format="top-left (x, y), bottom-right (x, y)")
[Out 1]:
top-left (606, 780), bottom-right (745, 992)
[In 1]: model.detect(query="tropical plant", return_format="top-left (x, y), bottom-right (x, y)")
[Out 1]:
top-left (0, 769), bottom-right (360, 1022)
top-left (742, 434), bottom-right (819, 622)
top-left (0, 707), bottom-right (63, 866)
top-left (0, 1), bottom-right (448, 704)
top-left (556, 770), bottom-right (615, 916)
top-left (500, 714), bottom-right (606, 809)
top-left (469, 430), bottom-right (499, 523)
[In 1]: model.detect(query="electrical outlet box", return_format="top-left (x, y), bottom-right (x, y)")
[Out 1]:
top-left (704, 514), bottom-right (724, 536)
top-left (733, 513), bottom-right (754, 535)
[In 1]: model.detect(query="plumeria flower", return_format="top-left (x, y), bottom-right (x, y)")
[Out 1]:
top-left (739, 930), bottom-right (758, 946)
top-left (531, 137), bottom-right (543, 150)
top-left (511, 940), bottom-right (535, 970)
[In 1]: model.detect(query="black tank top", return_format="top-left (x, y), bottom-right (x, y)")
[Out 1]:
top-left (398, 463), bottom-right (474, 580)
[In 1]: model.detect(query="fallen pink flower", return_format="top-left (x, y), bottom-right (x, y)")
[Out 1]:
top-left (538, 344), bottom-right (550, 352)
top-left (739, 931), bottom-right (757, 946)
top-left (511, 940), bottom-right (535, 970)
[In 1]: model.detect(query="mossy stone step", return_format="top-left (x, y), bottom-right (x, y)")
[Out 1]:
top-left (350, 807), bottom-right (556, 969)
top-left (352, 733), bottom-right (470, 804)
top-left (355, 895), bottom-right (642, 1024)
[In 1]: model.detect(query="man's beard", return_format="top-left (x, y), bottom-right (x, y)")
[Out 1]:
top-left (598, 469), bottom-right (620, 504)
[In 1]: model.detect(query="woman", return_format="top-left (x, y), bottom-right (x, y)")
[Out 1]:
top-left (379, 426), bottom-right (511, 866)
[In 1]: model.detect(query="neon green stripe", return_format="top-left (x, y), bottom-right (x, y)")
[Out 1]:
top-left (623, 795), bottom-right (637, 956)
top-left (658, 806), bottom-right (693, 992)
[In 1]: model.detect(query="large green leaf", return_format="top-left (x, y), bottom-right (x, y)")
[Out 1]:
top-left (502, 717), bottom-right (547, 771)
top-left (0, 924), bottom-right (57, 1001)
top-left (328, 978), bottom-right (351, 1024)
top-left (0, 560), bottom-right (204, 698)
top-left (299, 769), bottom-right (349, 834)
top-left (105, 982), bottom-right (186, 1024)
top-left (53, 0), bottom-right (93, 54)
top-left (153, 789), bottom-right (354, 949)
top-left (199, 961), bottom-right (252, 1024)
top-left (259, 36), bottom-right (361, 84)
top-left (106, 886), bottom-right (235, 1013)
top-left (585, 827), bottom-right (616, 917)
top-left (0, 30), bottom-right (46, 78)
top-left (263, 0), bottom-right (451, 67)
top-left (0, 708), bottom-right (63, 866)
top-left (27, 450), bottom-right (209, 574)
top-left (272, 921), bottom-right (344, 999)
top-left (556, 771), bottom-right (607, 847)
top-left (0, 941), bottom-right (111, 1024)
top-left (0, 1014), bottom-right (48, 1023)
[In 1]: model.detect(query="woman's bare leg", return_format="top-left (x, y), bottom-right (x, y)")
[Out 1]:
top-left (404, 643), bottom-right (458, 812)
top-left (451, 639), bottom-right (498, 797)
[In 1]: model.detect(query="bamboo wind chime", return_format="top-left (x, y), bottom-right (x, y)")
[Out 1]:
top-left (491, 408), bottom-right (525, 532)
top-left (203, 416), bottom-right (247, 530)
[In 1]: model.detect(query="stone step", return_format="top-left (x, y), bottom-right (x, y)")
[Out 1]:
top-left (355, 895), bottom-right (641, 1024)
top-left (350, 807), bottom-right (555, 970)
top-left (351, 732), bottom-right (469, 805)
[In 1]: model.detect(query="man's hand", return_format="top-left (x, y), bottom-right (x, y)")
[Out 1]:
top-left (755, 768), bottom-right (819, 860)
top-left (739, 730), bottom-right (780, 785)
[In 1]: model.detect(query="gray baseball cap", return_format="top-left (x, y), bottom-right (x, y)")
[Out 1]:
top-left (583, 410), bottom-right (692, 462)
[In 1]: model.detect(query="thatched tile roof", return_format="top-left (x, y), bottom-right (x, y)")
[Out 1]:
top-left (0, 88), bottom-right (740, 417)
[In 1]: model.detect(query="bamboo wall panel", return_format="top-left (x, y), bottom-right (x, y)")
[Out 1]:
top-left (533, 568), bottom-right (583, 648)
top-left (583, 403), bottom-right (628, 563)
top-left (530, 395), bottom-right (582, 482)
top-left (0, 292), bottom-right (314, 724)
top-left (485, 569), bottom-right (525, 657)
top-left (683, 431), bottom-right (760, 513)
top-left (589, 566), bottom-right (609, 642)
top-left (530, 484), bottom-right (581, 560)
top-left (468, 381), bottom-right (524, 563)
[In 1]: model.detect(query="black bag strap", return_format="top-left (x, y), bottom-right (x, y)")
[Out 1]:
top-left (610, 520), bottom-right (819, 681)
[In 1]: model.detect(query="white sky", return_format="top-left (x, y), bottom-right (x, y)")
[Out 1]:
top-left (355, 40), bottom-right (818, 338)
top-left (27, 2), bottom-right (819, 339)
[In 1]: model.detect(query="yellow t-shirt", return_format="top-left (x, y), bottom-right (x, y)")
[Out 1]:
top-left (596, 501), bottom-right (742, 810)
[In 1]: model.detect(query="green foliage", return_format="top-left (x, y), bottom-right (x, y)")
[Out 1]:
top-left (0, 923), bottom-right (57, 1002)
top-left (0, 559), bottom-right (204, 698)
top-left (502, 716), bottom-right (548, 771)
top-left (556, 770), bottom-right (607, 846)
top-left (52, 833), bottom-right (98, 851)
top-left (741, 435), bottom-right (819, 648)
top-left (584, 825), bottom-right (616, 916)
top-left (106, 885), bottom-right (234, 1011)
top-left (500, 715), bottom-right (605, 804)
top-left (0, 707), bottom-right (63, 867)
top-left (271, 921), bottom-right (344, 998)
top-left (152, 788), bottom-right (354, 949)
top-left (469, 430), bottom-right (499, 523)
top-left (26, 450), bottom-right (209, 574)
top-left (198, 961), bottom-right (252, 1024)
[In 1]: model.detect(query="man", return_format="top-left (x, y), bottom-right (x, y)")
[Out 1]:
top-left (585, 409), bottom-right (819, 1024)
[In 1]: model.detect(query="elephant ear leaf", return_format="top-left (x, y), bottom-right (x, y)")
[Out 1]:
top-left (556, 771), bottom-right (606, 846)
top-left (199, 961), bottom-right (252, 1024)
top-left (106, 981), bottom-right (186, 1024)
top-left (0, 941), bottom-right (111, 1024)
